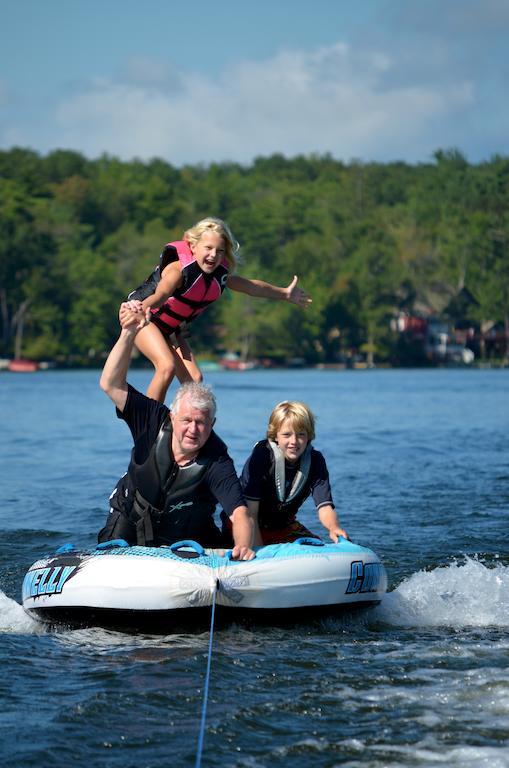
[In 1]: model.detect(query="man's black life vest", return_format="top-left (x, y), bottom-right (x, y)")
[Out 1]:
top-left (127, 418), bottom-right (227, 546)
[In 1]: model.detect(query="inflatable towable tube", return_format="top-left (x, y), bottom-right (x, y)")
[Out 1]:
top-left (22, 537), bottom-right (387, 632)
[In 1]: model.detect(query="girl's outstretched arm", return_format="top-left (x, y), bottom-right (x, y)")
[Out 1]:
top-left (227, 274), bottom-right (312, 308)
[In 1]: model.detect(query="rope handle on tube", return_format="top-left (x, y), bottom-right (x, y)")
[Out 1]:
top-left (170, 540), bottom-right (206, 557)
top-left (293, 537), bottom-right (325, 546)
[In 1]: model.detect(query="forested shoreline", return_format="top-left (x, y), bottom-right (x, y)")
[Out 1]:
top-left (1, 147), bottom-right (508, 367)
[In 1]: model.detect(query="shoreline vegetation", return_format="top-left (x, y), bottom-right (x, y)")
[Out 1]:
top-left (1, 356), bottom-right (507, 373)
top-left (1, 147), bottom-right (508, 368)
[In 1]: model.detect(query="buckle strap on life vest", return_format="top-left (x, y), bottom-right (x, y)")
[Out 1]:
top-left (268, 440), bottom-right (312, 504)
top-left (131, 490), bottom-right (158, 546)
top-left (169, 292), bottom-right (215, 309)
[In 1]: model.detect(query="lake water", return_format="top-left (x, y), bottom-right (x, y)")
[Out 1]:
top-left (1, 367), bottom-right (508, 767)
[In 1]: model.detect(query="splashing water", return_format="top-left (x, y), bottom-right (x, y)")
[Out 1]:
top-left (0, 591), bottom-right (39, 634)
top-left (378, 557), bottom-right (509, 628)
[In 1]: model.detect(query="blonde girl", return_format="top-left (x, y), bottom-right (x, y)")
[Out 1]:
top-left (126, 217), bottom-right (311, 402)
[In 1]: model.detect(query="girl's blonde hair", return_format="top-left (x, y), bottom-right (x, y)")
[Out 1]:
top-left (184, 217), bottom-right (239, 271)
top-left (267, 401), bottom-right (316, 442)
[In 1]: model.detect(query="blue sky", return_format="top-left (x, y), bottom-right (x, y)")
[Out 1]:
top-left (1, 0), bottom-right (508, 166)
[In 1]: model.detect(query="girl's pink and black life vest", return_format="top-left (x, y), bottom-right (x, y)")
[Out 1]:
top-left (128, 240), bottom-right (229, 335)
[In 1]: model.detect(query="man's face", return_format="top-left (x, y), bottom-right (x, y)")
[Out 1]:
top-left (170, 395), bottom-right (214, 458)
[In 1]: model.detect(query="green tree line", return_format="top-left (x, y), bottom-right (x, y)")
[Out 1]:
top-left (1, 147), bottom-right (508, 366)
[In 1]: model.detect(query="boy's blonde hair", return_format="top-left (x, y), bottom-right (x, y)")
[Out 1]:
top-left (184, 217), bottom-right (239, 271)
top-left (267, 401), bottom-right (316, 442)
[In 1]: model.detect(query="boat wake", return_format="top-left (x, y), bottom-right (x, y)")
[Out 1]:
top-left (0, 591), bottom-right (40, 633)
top-left (376, 556), bottom-right (509, 628)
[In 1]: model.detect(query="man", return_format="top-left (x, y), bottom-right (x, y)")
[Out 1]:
top-left (98, 303), bottom-right (255, 560)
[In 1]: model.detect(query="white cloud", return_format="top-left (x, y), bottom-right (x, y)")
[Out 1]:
top-left (120, 56), bottom-right (183, 91)
top-left (41, 42), bottom-right (477, 164)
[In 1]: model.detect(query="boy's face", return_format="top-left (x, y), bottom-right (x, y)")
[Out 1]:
top-left (275, 417), bottom-right (309, 463)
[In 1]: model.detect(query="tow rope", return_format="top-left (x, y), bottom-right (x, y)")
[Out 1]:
top-left (195, 579), bottom-right (219, 768)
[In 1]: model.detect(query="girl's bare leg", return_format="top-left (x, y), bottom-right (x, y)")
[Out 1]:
top-left (134, 323), bottom-right (179, 403)
top-left (172, 333), bottom-right (203, 384)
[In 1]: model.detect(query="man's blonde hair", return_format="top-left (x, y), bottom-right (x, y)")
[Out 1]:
top-left (184, 217), bottom-right (239, 271)
top-left (267, 401), bottom-right (316, 441)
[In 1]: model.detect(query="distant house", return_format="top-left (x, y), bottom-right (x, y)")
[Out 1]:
top-left (424, 320), bottom-right (474, 365)
top-left (391, 283), bottom-right (479, 365)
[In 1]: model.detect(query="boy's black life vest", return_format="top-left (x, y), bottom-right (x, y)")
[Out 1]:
top-left (257, 440), bottom-right (313, 529)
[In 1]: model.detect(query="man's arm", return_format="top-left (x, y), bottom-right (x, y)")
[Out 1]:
top-left (205, 449), bottom-right (255, 560)
top-left (246, 499), bottom-right (263, 547)
top-left (229, 504), bottom-right (255, 560)
top-left (99, 304), bottom-right (143, 412)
